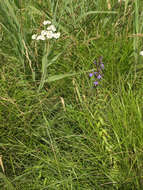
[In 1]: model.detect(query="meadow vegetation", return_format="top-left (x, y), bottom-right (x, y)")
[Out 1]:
top-left (0, 0), bottom-right (143, 189)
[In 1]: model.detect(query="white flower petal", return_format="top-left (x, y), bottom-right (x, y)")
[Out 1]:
top-left (53, 32), bottom-right (60, 39)
top-left (43, 20), bottom-right (51, 25)
top-left (36, 35), bottom-right (46, 40)
top-left (47, 25), bottom-right (56, 32)
top-left (118, 0), bottom-right (126, 2)
top-left (32, 34), bottom-right (37, 40)
top-left (41, 30), bottom-right (47, 36)
top-left (140, 51), bottom-right (143, 56)
top-left (46, 31), bottom-right (54, 39)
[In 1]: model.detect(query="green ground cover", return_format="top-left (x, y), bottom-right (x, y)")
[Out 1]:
top-left (0, 0), bottom-right (143, 189)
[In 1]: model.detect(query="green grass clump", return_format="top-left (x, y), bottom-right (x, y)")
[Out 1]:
top-left (0, 0), bottom-right (143, 189)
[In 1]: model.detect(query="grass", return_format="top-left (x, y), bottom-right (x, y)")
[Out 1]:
top-left (0, 0), bottom-right (143, 189)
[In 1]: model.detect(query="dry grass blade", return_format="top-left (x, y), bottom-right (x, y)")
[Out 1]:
top-left (107, 0), bottom-right (111, 10)
top-left (60, 97), bottom-right (66, 111)
top-left (22, 39), bottom-right (35, 80)
top-left (0, 155), bottom-right (5, 173)
top-left (128, 33), bottom-right (143, 37)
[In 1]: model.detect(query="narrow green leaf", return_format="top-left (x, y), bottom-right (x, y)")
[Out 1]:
top-left (77, 11), bottom-right (118, 22)
top-left (0, 173), bottom-right (15, 190)
top-left (45, 73), bottom-right (77, 82)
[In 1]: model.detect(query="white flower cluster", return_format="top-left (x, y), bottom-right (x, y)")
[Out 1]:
top-left (32, 20), bottom-right (60, 41)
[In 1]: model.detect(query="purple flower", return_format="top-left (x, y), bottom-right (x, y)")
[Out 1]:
top-left (94, 72), bottom-right (98, 76)
top-left (94, 60), bottom-right (97, 65)
top-left (100, 63), bottom-right (104, 70)
top-left (94, 81), bottom-right (98, 86)
top-left (97, 74), bottom-right (102, 79)
top-left (89, 73), bottom-right (94, 77)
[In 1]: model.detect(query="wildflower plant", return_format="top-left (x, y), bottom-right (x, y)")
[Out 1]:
top-left (31, 20), bottom-right (61, 91)
top-left (89, 57), bottom-right (105, 87)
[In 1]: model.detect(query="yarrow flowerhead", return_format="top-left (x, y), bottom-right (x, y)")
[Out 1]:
top-left (89, 57), bottom-right (105, 87)
top-left (32, 20), bottom-right (60, 41)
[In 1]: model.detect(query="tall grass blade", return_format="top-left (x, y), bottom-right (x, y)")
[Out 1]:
top-left (0, 173), bottom-right (15, 190)
top-left (0, 0), bottom-right (24, 67)
top-left (133, 0), bottom-right (139, 69)
top-left (76, 11), bottom-right (117, 22)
